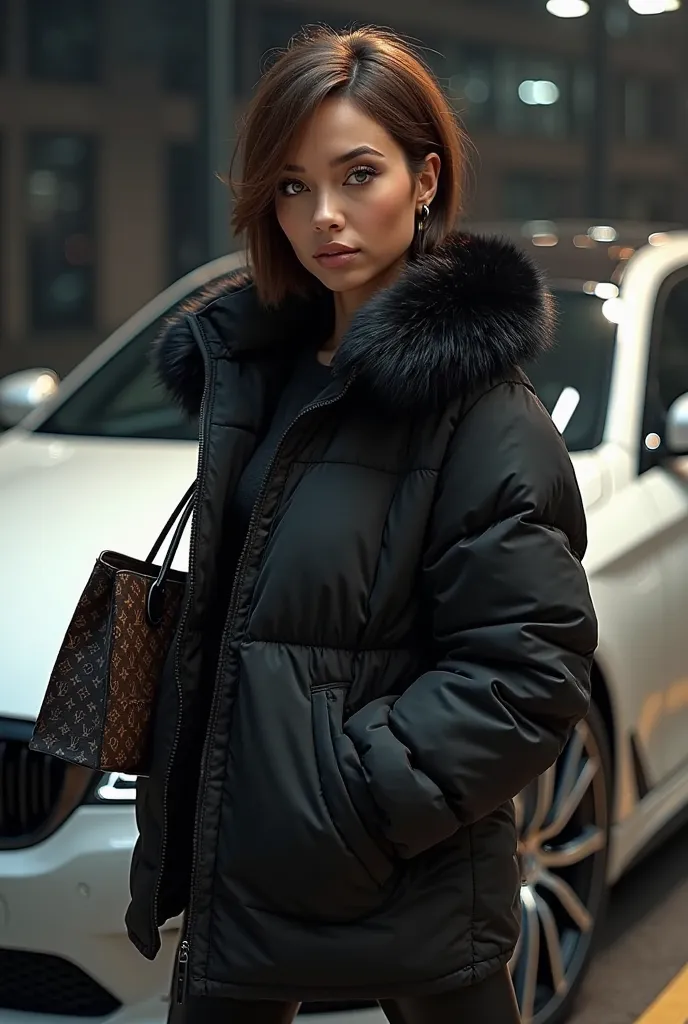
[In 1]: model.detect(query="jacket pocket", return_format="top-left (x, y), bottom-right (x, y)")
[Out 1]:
top-left (212, 670), bottom-right (398, 925)
top-left (311, 686), bottom-right (393, 888)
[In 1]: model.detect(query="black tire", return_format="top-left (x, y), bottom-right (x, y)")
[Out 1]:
top-left (510, 702), bottom-right (612, 1024)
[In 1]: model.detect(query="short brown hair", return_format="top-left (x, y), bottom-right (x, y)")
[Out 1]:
top-left (231, 26), bottom-right (466, 306)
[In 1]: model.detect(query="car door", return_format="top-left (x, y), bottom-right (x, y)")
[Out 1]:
top-left (635, 257), bottom-right (688, 781)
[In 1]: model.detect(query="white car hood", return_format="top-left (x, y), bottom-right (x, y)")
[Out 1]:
top-left (0, 431), bottom-right (198, 721)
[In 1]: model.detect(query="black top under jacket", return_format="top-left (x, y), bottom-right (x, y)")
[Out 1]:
top-left (230, 346), bottom-right (331, 541)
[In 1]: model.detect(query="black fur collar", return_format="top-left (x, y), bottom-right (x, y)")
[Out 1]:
top-left (154, 232), bottom-right (554, 415)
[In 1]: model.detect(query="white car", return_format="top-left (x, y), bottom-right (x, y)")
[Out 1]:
top-left (2, 230), bottom-right (688, 1024)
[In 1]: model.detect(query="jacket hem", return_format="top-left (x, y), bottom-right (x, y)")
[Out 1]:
top-left (190, 950), bottom-right (514, 1001)
top-left (126, 926), bottom-right (159, 961)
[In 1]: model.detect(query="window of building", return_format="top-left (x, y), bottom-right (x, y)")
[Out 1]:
top-left (167, 143), bottom-right (206, 284)
top-left (0, 135), bottom-right (3, 326)
top-left (618, 75), bottom-right (676, 144)
top-left (624, 3), bottom-right (681, 41)
top-left (162, 0), bottom-right (205, 92)
top-left (26, 0), bottom-right (100, 82)
top-left (501, 173), bottom-right (581, 220)
top-left (570, 65), bottom-right (595, 138)
top-left (445, 47), bottom-right (495, 132)
top-left (257, 6), bottom-right (354, 55)
top-left (26, 134), bottom-right (97, 331)
top-left (0, 0), bottom-right (8, 73)
top-left (494, 54), bottom-right (571, 139)
top-left (614, 180), bottom-right (676, 222)
top-left (237, 5), bottom-right (365, 95)
top-left (446, 48), bottom-right (588, 141)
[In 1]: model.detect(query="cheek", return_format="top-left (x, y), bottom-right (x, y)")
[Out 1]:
top-left (361, 178), bottom-right (415, 246)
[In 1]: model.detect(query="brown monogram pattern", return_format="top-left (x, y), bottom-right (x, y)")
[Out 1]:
top-left (30, 555), bottom-right (186, 776)
top-left (102, 571), bottom-right (185, 773)
top-left (30, 562), bottom-right (113, 770)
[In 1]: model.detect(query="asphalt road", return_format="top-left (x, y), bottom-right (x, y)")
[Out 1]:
top-left (571, 821), bottom-right (688, 1024)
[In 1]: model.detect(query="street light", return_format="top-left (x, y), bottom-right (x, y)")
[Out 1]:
top-left (518, 80), bottom-right (561, 104)
top-left (628, 0), bottom-right (680, 12)
top-left (546, 0), bottom-right (590, 15)
top-left (546, 0), bottom-right (681, 14)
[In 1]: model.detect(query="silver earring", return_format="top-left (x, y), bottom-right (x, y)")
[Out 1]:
top-left (417, 204), bottom-right (430, 232)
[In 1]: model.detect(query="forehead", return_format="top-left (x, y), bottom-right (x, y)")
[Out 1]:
top-left (285, 96), bottom-right (401, 164)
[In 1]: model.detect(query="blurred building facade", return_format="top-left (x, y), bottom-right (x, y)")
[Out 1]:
top-left (1, 0), bottom-right (688, 376)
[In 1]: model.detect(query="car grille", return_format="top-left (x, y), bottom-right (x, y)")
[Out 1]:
top-left (0, 719), bottom-right (92, 849)
top-left (0, 949), bottom-right (121, 1016)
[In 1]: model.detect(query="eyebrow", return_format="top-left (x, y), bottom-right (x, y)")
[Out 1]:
top-left (283, 146), bottom-right (386, 173)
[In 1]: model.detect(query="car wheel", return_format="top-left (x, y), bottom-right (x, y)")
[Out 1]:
top-left (510, 702), bottom-right (611, 1024)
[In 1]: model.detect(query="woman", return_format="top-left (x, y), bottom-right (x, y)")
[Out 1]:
top-left (125, 25), bottom-right (597, 1024)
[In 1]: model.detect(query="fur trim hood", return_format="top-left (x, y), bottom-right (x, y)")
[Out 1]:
top-left (154, 232), bottom-right (555, 416)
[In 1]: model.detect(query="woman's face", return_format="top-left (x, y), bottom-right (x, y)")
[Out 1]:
top-left (275, 97), bottom-right (440, 300)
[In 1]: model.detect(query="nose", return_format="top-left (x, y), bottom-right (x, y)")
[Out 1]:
top-left (311, 189), bottom-right (345, 233)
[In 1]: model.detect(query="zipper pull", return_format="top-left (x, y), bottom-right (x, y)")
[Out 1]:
top-left (176, 940), bottom-right (190, 1004)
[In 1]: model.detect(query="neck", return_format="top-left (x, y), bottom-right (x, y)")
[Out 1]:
top-left (320, 252), bottom-right (408, 355)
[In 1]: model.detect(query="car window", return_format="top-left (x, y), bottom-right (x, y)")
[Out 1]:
top-left (37, 312), bottom-right (199, 441)
top-left (524, 289), bottom-right (616, 452)
top-left (640, 268), bottom-right (688, 472)
top-left (653, 272), bottom-right (688, 412)
top-left (37, 281), bottom-right (615, 452)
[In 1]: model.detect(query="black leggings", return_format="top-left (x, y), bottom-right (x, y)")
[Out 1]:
top-left (169, 968), bottom-right (522, 1023)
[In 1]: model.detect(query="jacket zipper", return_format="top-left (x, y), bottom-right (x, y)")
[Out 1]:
top-left (181, 376), bottom-right (353, 988)
top-left (175, 939), bottom-right (190, 1004)
top-left (150, 315), bottom-right (212, 948)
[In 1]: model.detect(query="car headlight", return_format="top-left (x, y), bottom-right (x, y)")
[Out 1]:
top-left (91, 772), bottom-right (138, 802)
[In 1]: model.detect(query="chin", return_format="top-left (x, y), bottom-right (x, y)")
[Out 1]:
top-left (316, 267), bottom-right (380, 295)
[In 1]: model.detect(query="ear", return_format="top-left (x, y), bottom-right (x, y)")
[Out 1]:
top-left (416, 152), bottom-right (441, 208)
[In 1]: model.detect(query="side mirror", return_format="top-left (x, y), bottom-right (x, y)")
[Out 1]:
top-left (0, 368), bottom-right (60, 428)
top-left (666, 392), bottom-right (688, 456)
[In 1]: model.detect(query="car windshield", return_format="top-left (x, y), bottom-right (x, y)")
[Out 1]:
top-left (36, 283), bottom-right (616, 453)
top-left (523, 287), bottom-right (617, 452)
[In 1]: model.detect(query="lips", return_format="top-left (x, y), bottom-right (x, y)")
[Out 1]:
top-left (314, 243), bottom-right (359, 258)
top-left (313, 243), bottom-right (361, 269)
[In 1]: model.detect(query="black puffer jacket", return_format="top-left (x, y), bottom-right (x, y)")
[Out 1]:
top-left (125, 233), bottom-right (597, 1002)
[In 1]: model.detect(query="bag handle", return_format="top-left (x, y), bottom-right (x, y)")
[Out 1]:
top-left (146, 479), bottom-right (197, 564)
top-left (146, 480), bottom-right (197, 627)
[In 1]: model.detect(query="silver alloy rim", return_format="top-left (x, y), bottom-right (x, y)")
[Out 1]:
top-left (510, 719), bottom-right (608, 1024)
